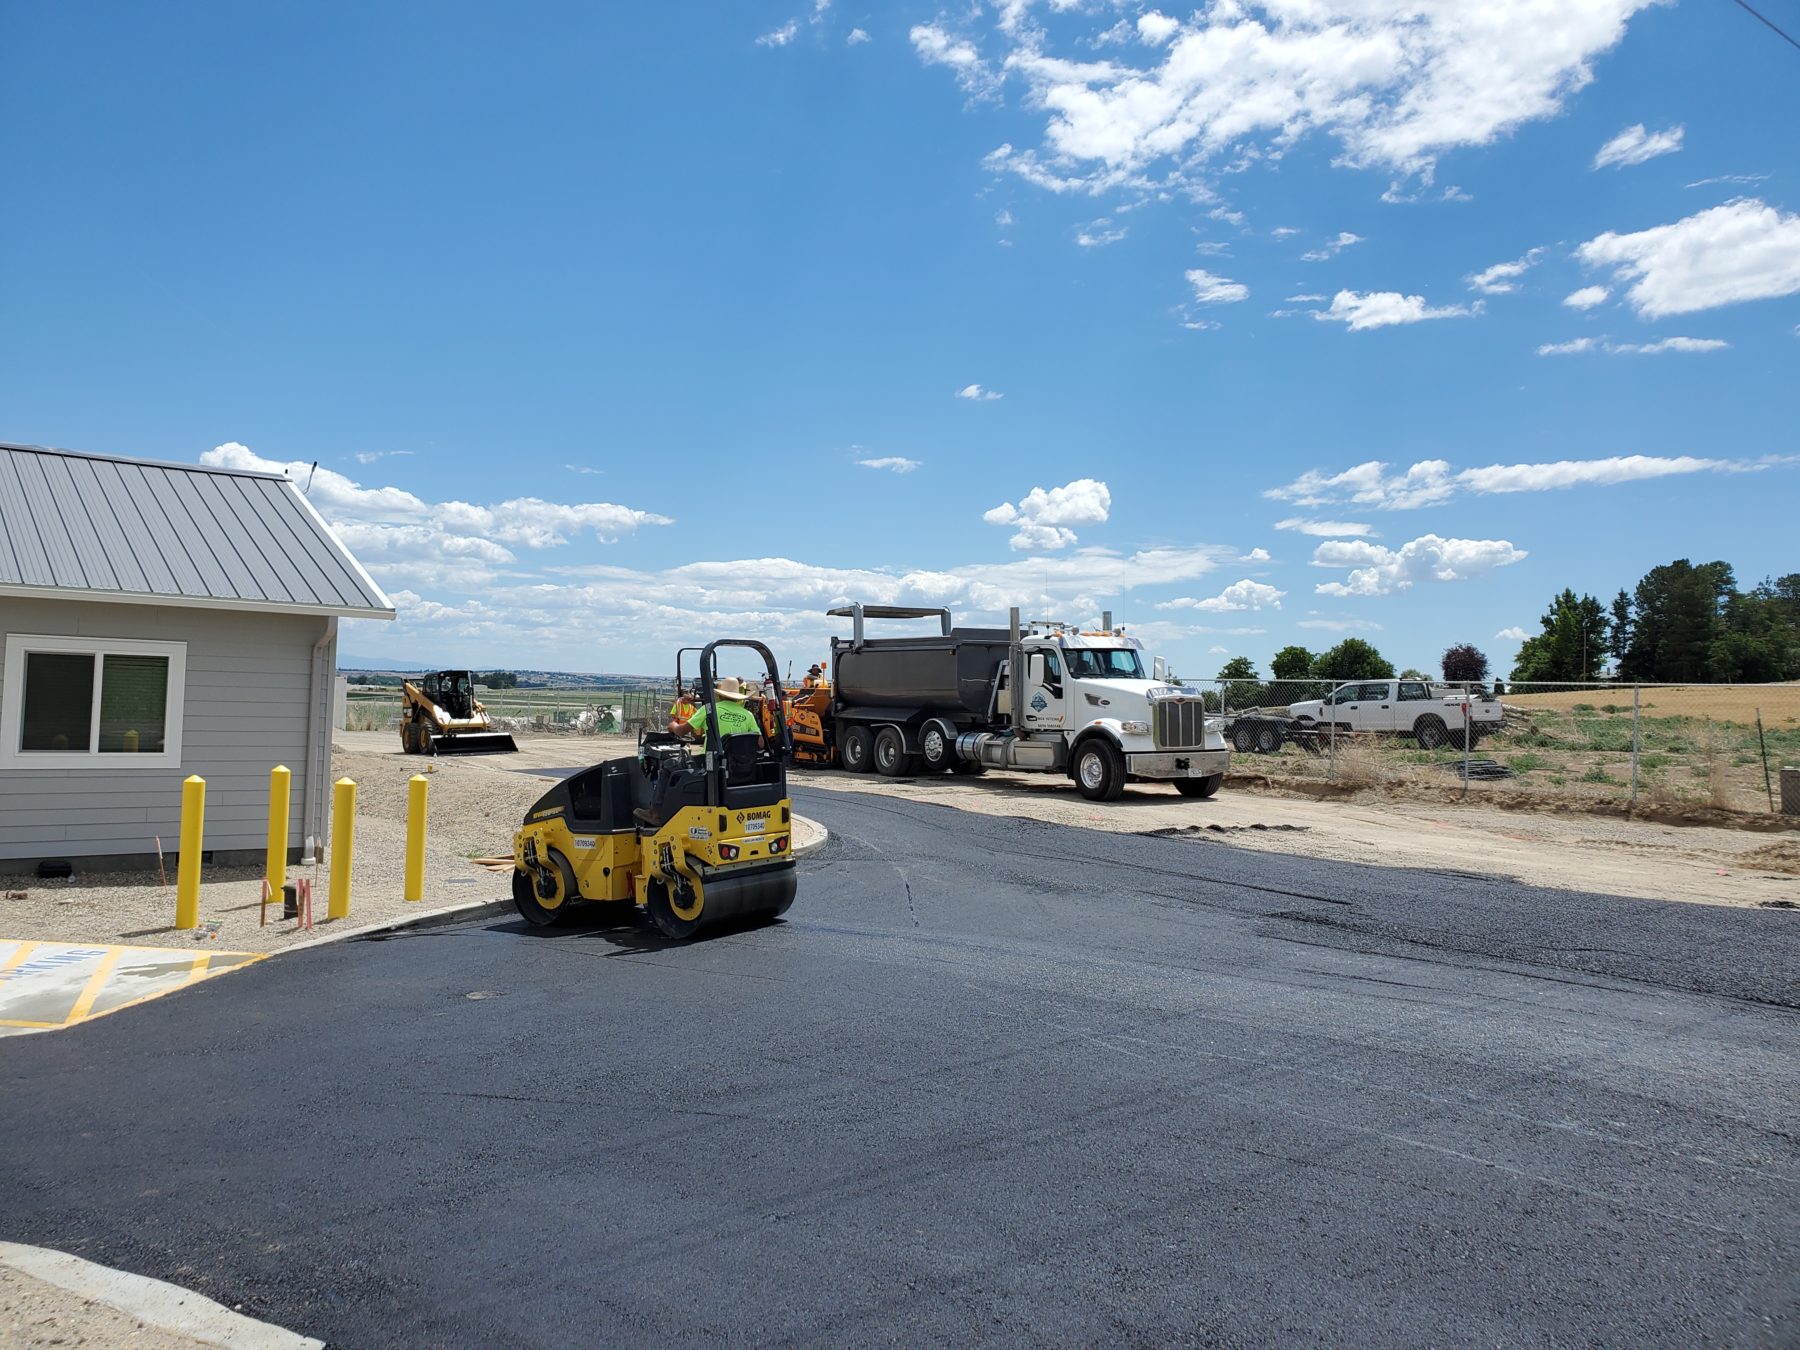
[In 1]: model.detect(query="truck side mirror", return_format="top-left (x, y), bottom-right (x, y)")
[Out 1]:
top-left (1026, 653), bottom-right (1045, 686)
top-left (1152, 656), bottom-right (1169, 682)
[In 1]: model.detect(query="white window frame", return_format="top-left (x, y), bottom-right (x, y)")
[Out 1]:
top-left (0, 634), bottom-right (187, 770)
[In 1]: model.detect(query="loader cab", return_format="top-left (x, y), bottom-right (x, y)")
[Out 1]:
top-left (421, 670), bottom-right (478, 719)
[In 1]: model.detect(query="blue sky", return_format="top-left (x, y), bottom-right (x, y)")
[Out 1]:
top-left (3, 1), bottom-right (1796, 679)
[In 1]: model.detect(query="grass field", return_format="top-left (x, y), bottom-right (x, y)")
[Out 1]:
top-left (1504, 683), bottom-right (1800, 726)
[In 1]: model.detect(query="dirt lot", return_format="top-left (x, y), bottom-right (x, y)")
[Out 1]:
top-left (1504, 682), bottom-right (1800, 724)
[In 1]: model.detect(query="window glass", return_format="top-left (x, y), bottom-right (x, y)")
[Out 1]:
top-left (98, 655), bottom-right (170, 753)
top-left (1042, 651), bottom-right (1062, 683)
top-left (21, 652), bottom-right (96, 752)
top-left (1398, 681), bottom-right (1429, 701)
top-left (1360, 682), bottom-right (1392, 701)
top-left (1066, 648), bottom-right (1146, 679)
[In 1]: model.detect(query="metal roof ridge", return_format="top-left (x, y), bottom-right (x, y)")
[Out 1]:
top-left (0, 442), bottom-right (290, 482)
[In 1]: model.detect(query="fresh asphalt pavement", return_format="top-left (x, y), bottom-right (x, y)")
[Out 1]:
top-left (1, 784), bottom-right (1796, 1347)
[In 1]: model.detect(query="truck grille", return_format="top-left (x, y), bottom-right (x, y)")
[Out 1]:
top-left (1154, 700), bottom-right (1207, 750)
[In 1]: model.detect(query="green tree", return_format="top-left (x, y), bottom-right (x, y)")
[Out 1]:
top-left (1270, 645), bottom-right (1315, 681)
top-left (1608, 589), bottom-right (1632, 668)
top-left (1215, 656), bottom-right (1266, 711)
top-left (1216, 656), bottom-right (1258, 681)
top-left (1511, 589), bottom-right (1608, 682)
top-left (1314, 638), bottom-right (1394, 681)
top-left (1441, 644), bottom-right (1489, 682)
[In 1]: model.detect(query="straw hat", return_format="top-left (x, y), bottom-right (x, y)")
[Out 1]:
top-left (713, 676), bottom-right (752, 702)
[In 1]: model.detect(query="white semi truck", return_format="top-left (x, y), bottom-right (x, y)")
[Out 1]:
top-left (825, 604), bottom-right (1231, 801)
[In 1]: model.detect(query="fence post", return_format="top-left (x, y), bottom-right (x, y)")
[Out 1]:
top-left (265, 765), bottom-right (290, 900)
top-left (329, 777), bottom-right (356, 920)
top-left (1461, 688), bottom-right (1471, 798)
top-left (1631, 685), bottom-right (1641, 803)
top-left (405, 774), bottom-right (428, 902)
top-left (176, 774), bottom-right (205, 930)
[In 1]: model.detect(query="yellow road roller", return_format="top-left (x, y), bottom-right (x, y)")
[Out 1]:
top-left (511, 639), bottom-right (798, 939)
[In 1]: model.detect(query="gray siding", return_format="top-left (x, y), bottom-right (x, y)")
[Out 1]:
top-left (0, 598), bottom-right (331, 862)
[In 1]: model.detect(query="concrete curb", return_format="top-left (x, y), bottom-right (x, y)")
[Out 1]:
top-left (0, 1242), bottom-right (321, 1349)
top-left (288, 814), bottom-right (828, 951)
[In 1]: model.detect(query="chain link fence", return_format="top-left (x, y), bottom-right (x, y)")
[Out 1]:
top-left (342, 682), bottom-right (678, 738)
top-left (1204, 677), bottom-right (1800, 814)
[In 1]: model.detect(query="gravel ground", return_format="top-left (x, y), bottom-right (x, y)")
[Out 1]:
top-left (0, 1266), bottom-right (204, 1349)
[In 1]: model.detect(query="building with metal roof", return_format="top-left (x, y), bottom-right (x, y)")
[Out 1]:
top-left (0, 442), bottom-right (395, 872)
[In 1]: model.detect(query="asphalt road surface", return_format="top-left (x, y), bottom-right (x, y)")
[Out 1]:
top-left (3, 786), bottom-right (1796, 1347)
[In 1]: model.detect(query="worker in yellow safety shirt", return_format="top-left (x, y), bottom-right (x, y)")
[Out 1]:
top-left (668, 687), bottom-right (698, 727)
top-left (669, 676), bottom-right (763, 741)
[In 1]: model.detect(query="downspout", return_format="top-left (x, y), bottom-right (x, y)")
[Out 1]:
top-left (303, 616), bottom-right (338, 855)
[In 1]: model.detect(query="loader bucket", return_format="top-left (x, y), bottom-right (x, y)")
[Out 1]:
top-left (432, 732), bottom-right (519, 755)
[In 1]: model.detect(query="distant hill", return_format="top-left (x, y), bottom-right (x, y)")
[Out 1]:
top-left (337, 656), bottom-right (660, 687)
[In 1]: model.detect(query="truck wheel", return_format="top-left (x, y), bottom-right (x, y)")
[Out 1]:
top-left (1231, 723), bottom-right (1255, 753)
top-left (1175, 774), bottom-right (1222, 799)
top-left (874, 726), bottom-right (917, 777)
top-left (1447, 725), bottom-right (1479, 751)
top-left (1413, 715), bottom-right (1448, 750)
top-left (1253, 722), bottom-right (1284, 754)
top-left (920, 719), bottom-right (958, 772)
top-left (1073, 740), bottom-right (1125, 802)
top-left (840, 725), bottom-right (874, 773)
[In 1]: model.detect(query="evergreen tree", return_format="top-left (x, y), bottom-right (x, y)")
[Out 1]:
top-left (1511, 589), bottom-right (1609, 682)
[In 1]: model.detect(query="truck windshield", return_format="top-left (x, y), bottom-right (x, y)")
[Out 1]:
top-left (1064, 648), bottom-right (1145, 679)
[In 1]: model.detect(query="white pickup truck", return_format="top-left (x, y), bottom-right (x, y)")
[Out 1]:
top-left (1284, 679), bottom-right (1503, 750)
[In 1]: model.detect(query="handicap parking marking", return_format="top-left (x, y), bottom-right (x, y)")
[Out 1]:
top-left (0, 940), bottom-right (265, 1037)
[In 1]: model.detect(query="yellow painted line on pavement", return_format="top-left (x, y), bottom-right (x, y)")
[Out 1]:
top-left (63, 948), bottom-right (125, 1025)
top-left (84, 952), bottom-right (264, 1026)
top-left (0, 1018), bottom-right (62, 1029)
top-left (0, 941), bottom-right (40, 976)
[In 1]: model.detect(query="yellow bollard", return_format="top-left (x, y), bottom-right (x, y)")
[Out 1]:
top-left (404, 774), bottom-right (428, 902)
top-left (265, 765), bottom-right (291, 899)
top-left (328, 777), bottom-right (356, 920)
top-left (176, 774), bottom-right (205, 930)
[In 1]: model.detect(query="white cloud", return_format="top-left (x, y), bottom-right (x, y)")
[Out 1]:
top-left (1312, 534), bottom-right (1526, 597)
top-left (1441, 184), bottom-right (1474, 202)
top-left (565, 463), bottom-right (603, 475)
top-left (1576, 199), bottom-right (1800, 318)
top-left (1313, 290), bottom-right (1478, 331)
top-left (1536, 335), bottom-right (1729, 356)
top-left (1285, 293), bottom-right (1326, 303)
top-left (1076, 218), bottom-right (1128, 247)
top-left (1298, 618), bottom-right (1384, 633)
top-left (1184, 267), bottom-right (1248, 304)
top-left (1241, 547), bottom-right (1271, 562)
top-left (1467, 248), bottom-right (1545, 295)
top-left (983, 477), bottom-right (1111, 551)
top-left (1495, 626), bottom-right (1531, 640)
top-left (910, 23), bottom-right (999, 98)
top-left (1593, 123), bottom-right (1684, 170)
top-left (200, 443), bottom-right (673, 596)
top-left (1137, 12), bottom-right (1179, 46)
top-left (1157, 579), bottom-right (1285, 612)
top-left (924, 1), bottom-right (1654, 196)
top-left (1563, 285), bottom-right (1611, 310)
top-left (848, 27), bottom-right (870, 45)
top-left (1209, 645), bottom-right (1230, 654)
top-left (995, 209), bottom-right (1014, 227)
top-left (352, 449), bottom-right (413, 465)
top-left (756, 20), bottom-right (798, 47)
top-left (1301, 232), bottom-right (1364, 262)
top-left (858, 455), bottom-right (921, 473)
top-left (1271, 227), bottom-right (1301, 239)
top-left (956, 383), bottom-right (1004, 401)
top-left (1276, 517), bottom-right (1377, 538)
top-left (1686, 173), bottom-right (1768, 189)
top-left (1266, 453), bottom-right (1772, 510)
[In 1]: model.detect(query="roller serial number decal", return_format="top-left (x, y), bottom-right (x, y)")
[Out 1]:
top-left (744, 818), bottom-right (767, 835)
top-left (572, 838), bottom-right (596, 850)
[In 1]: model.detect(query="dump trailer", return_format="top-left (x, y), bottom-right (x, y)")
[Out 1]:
top-left (511, 640), bottom-right (798, 939)
top-left (399, 671), bottom-right (518, 755)
top-left (811, 604), bottom-right (1230, 802)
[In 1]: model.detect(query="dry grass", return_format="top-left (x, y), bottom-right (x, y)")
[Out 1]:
top-left (1504, 683), bottom-right (1800, 726)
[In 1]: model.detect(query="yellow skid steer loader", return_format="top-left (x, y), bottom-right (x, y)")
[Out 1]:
top-left (399, 671), bottom-right (519, 755)
top-left (511, 639), bottom-right (798, 939)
